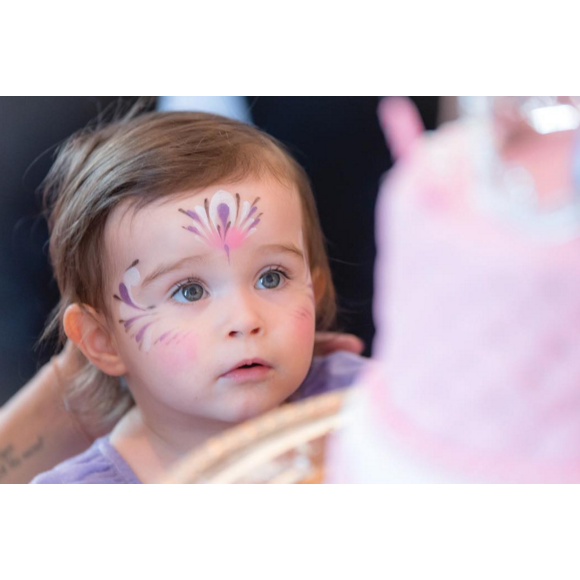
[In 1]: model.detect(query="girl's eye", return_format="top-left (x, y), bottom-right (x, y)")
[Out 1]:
top-left (260, 270), bottom-right (288, 289)
top-left (171, 266), bottom-right (290, 304)
top-left (171, 281), bottom-right (204, 304)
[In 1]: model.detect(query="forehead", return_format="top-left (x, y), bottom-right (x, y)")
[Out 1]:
top-left (105, 177), bottom-right (303, 277)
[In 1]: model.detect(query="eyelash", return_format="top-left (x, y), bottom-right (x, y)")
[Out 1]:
top-left (169, 265), bottom-right (292, 301)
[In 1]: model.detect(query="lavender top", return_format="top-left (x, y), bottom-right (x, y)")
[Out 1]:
top-left (31, 351), bottom-right (367, 484)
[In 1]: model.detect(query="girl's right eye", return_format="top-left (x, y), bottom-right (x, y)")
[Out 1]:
top-left (171, 282), bottom-right (205, 303)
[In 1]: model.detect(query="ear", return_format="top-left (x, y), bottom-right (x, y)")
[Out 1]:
top-left (311, 268), bottom-right (327, 307)
top-left (63, 304), bottom-right (127, 377)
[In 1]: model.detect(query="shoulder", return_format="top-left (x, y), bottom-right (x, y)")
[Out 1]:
top-left (30, 436), bottom-right (141, 484)
top-left (312, 351), bottom-right (369, 385)
top-left (291, 351), bottom-right (369, 401)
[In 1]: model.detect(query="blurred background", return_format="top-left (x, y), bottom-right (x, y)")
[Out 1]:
top-left (0, 96), bottom-right (441, 405)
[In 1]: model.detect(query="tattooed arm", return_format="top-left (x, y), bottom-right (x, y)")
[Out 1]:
top-left (0, 343), bottom-right (93, 484)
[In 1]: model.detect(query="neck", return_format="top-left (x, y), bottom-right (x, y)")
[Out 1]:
top-left (110, 405), bottom-right (236, 483)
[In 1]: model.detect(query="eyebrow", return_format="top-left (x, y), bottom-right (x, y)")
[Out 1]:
top-left (139, 243), bottom-right (305, 288)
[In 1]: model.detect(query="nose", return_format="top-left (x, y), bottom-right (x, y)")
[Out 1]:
top-left (225, 290), bottom-right (265, 339)
top-left (228, 325), bottom-right (262, 339)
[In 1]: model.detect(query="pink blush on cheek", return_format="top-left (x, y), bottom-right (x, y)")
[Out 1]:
top-left (156, 335), bottom-right (199, 375)
top-left (291, 306), bottom-right (315, 336)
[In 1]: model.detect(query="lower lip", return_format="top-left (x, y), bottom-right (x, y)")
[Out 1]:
top-left (220, 365), bottom-right (273, 383)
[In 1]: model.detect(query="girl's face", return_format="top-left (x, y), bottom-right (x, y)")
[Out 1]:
top-left (104, 177), bottom-right (316, 424)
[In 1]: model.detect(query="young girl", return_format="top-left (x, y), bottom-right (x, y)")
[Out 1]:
top-left (30, 110), bottom-right (365, 484)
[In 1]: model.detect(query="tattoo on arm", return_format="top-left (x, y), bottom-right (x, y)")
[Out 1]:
top-left (0, 436), bottom-right (44, 482)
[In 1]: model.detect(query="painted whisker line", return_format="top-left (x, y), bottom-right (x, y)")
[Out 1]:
top-left (292, 307), bottom-right (313, 322)
top-left (175, 331), bottom-right (192, 345)
top-left (135, 322), bottom-right (155, 351)
top-left (164, 333), bottom-right (181, 346)
top-left (129, 314), bottom-right (164, 351)
top-left (157, 332), bottom-right (175, 345)
top-left (154, 331), bottom-right (172, 345)
top-left (119, 313), bottom-right (153, 331)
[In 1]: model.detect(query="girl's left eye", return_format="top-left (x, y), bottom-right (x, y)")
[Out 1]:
top-left (171, 266), bottom-right (291, 304)
top-left (256, 269), bottom-right (287, 290)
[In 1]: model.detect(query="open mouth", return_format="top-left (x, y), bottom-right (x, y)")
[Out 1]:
top-left (222, 357), bottom-right (273, 380)
top-left (221, 359), bottom-right (273, 382)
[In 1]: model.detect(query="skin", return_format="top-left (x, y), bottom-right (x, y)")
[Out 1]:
top-left (65, 176), bottom-right (323, 482)
top-left (0, 172), bottom-right (363, 484)
top-left (0, 342), bottom-right (92, 484)
top-left (0, 334), bottom-right (363, 484)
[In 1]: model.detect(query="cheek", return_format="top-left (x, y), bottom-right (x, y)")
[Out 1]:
top-left (289, 305), bottom-right (316, 337)
top-left (154, 334), bottom-right (199, 375)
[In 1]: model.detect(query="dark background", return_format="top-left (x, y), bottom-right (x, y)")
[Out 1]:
top-left (0, 96), bottom-right (440, 405)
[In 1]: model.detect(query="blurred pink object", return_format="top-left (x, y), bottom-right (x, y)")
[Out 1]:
top-left (378, 96), bottom-right (424, 161)
top-left (327, 98), bottom-right (580, 482)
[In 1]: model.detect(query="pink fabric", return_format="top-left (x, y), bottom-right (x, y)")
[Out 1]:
top-left (329, 104), bottom-right (580, 482)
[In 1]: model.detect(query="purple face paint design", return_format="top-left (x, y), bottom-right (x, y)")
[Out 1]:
top-left (115, 196), bottom-right (310, 357)
top-left (292, 306), bottom-right (313, 322)
top-left (114, 260), bottom-right (186, 352)
top-left (179, 190), bottom-right (262, 263)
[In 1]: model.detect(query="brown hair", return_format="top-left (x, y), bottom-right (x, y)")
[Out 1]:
top-left (43, 109), bottom-right (337, 430)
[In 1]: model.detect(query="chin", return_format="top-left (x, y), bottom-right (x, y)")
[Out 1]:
top-left (219, 388), bottom-right (295, 424)
top-left (223, 401), bottom-right (278, 424)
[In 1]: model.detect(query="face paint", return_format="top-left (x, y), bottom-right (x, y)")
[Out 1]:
top-left (157, 333), bottom-right (199, 375)
top-left (179, 190), bottom-right (262, 263)
top-left (115, 193), bottom-right (307, 357)
top-left (114, 260), bottom-right (186, 352)
top-left (114, 191), bottom-right (269, 354)
top-left (292, 306), bottom-right (314, 322)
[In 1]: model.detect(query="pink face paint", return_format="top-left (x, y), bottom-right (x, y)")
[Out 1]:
top-left (179, 190), bottom-right (262, 263)
top-left (155, 331), bottom-right (172, 345)
top-left (156, 334), bottom-right (199, 375)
